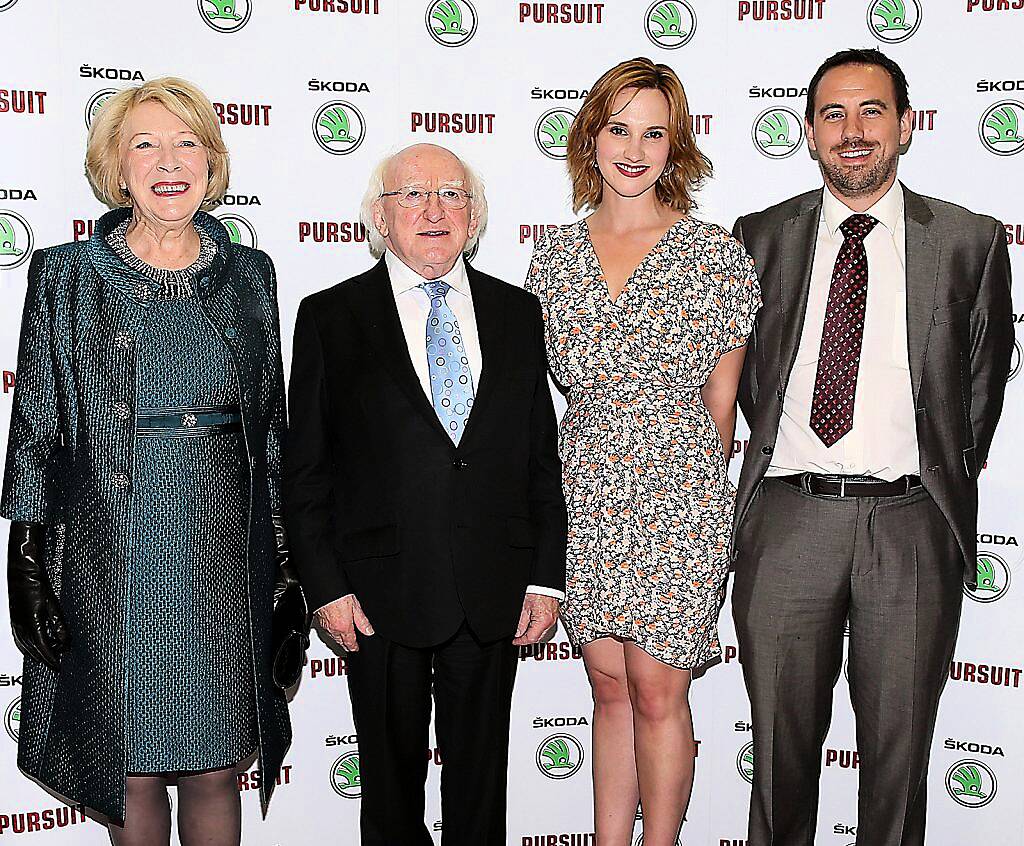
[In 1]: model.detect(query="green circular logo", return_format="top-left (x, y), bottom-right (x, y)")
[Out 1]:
top-left (198, 0), bottom-right (251, 32)
top-left (737, 740), bottom-right (754, 784)
top-left (979, 101), bottom-right (1024, 157)
top-left (217, 213), bottom-right (258, 248)
top-left (314, 100), bottom-right (366, 156)
top-left (866, 0), bottom-right (921, 43)
top-left (85, 88), bottom-right (118, 129)
top-left (966, 551), bottom-right (1012, 603)
top-left (330, 752), bottom-right (361, 798)
top-left (426, 0), bottom-right (478, 47)
top-left (535, 109), bottom-right (576, 160)
top-left (752, 107), bottom-right (804, 159)
top-left (644, 1), bottom-right (696, 50)
top-left (0, 209), bottom-right (34, 271)
top-left (536, 733), bottom-right (584, 779)
top-left (4, 696), bottom-right (19, 741)
top-left (945, 759), bottom-right (997, 808)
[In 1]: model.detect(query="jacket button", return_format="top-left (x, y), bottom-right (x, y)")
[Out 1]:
top-left (113, 402), bottom-right (131, 420)
top-left (111, 472), bottom-right (130, 488)
top-left (224, 327), bottom-right (238, 339)
top-left (114, 333), bottom-right (133, 350)
top-left (761, 445), bottom-right (774, 455)
top-left (777, 390), bottom-right (784, 401)
top-left (452, 459), bottom-right (469, 470)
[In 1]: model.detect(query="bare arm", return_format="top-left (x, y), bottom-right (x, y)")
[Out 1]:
top-left (702, 346), bottom-right (748, 460)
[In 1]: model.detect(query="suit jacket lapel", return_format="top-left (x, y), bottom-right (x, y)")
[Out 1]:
top-left (353, 258), bottom-right (452, 442)
top-left (459, 266), bottom-right (508, 448)
top-left (902, 185), bottom-right (939, 402)
top-left (778, 193), bottom-right (822, 392)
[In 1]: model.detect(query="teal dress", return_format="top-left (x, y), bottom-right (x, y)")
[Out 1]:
top-left (109, 221), bottom-right (258, 773)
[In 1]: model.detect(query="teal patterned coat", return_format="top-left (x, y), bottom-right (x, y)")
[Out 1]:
top-left (1, 208), bottom-right (291, 821)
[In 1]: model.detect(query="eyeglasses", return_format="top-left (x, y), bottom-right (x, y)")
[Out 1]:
top-left (380, 187), bottom-right (472, 209)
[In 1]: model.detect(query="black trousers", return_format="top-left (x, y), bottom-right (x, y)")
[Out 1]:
top-left (345, 622), bottom-right (519, 846)
top-left (732, 478), bottom-right (964, 846)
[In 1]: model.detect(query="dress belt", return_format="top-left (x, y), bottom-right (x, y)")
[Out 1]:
top-left (136, 405), bottom-right (242, 437)
top-left (776, 473), bottom-right (922, 498)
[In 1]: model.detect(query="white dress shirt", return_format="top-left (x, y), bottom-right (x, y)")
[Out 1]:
top-left (339, 251), bottom-right (564, 602)
top-left (766, 182), bottom-right (920, 480)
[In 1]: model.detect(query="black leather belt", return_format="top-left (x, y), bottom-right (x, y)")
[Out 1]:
top-left (136, 405), bottom-right (242, 438)
top-left (777, 473), bottom-right (922, 498)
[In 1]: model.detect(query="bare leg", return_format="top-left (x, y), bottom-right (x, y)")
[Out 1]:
top-left (108, 775), bottom-right (171, 846)
top-left (583, 637), bottom-right (640, 846)
top-left (624, 642), bottom-right (694, 846)
top-left (176, 767), bottom-right (241, 846)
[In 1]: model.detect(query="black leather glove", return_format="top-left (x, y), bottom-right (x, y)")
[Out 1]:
top-left (8, 522), bottom-right (68, 671)
top-left (271, 515), bottom-right (309, 690)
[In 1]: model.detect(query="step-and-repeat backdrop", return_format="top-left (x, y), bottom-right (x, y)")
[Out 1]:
top-left (1, 1), bottom-right (1022, 844)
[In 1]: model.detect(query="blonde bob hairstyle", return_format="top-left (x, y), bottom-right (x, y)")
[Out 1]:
top-left (359, 147), bottom-right (488, 259)
top-left (567, 57), bottom-right (712, 215)
top-left (85, 77), bottom-right (229, 209)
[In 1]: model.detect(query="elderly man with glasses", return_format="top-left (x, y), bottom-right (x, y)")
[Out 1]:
top-left (283, 143), bottom-right (567, 846)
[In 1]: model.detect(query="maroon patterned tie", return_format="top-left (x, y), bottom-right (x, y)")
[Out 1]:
top-left (809, 213), bottom-right (878, 447)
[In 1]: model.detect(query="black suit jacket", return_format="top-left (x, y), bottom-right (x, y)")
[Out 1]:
top-left (283, 257), bottom-right (567, 647)
top-left (733, 184), bottom-right (1013, 588)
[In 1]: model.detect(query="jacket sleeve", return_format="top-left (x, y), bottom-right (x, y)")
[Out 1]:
top-left (1, 250), bottom-right (62, 523)
top-left (731, 216), bottom-right (758, 426)
top-left (969, 219), bottom-right (1014, 467)
top-left (282, 296), bottom-right (352, 612)
top-left (262, 253), bottom-right (287, 515)
top-left (526, 295), bottom-right (568, 593)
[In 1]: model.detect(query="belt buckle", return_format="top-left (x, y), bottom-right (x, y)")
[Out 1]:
top-left (811, 473), bottom-right (846, 498)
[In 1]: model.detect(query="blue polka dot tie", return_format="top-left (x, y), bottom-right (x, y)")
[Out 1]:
top-left (423, 280), bottom-right (475, 445)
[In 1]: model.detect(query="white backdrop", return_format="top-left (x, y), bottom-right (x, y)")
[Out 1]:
top-left (1, 1), bottom-right (1022, 844)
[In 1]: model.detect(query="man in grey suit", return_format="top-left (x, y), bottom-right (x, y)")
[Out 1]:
top-left (731, 48), bottom-right (1013, 845)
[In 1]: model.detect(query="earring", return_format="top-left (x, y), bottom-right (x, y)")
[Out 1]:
top-left (593, 160), bottom-right (600, 170)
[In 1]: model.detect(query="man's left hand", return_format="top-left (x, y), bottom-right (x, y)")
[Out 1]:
top-left (513, 593), bottom-right (559, 645)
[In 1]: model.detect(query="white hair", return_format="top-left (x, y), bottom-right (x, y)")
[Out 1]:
top-left (359, 146), bottom-right (488, 259)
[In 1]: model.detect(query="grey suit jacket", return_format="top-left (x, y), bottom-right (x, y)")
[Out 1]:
top-left (732, 183), bottom-right (1013, 588)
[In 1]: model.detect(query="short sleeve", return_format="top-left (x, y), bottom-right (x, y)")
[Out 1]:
top-left (718, 235), bottom-right (762, 355)
top-left (523, 228), bottom-right (552, 322)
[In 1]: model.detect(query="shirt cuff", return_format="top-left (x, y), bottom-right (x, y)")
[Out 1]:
top-left (526, 584), bottom-right (565, 601)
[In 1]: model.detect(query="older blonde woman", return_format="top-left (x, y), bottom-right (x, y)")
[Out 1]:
top-left (1, 77), bottom-right (295, 846)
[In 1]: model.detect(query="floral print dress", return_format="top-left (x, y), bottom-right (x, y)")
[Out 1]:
top-left (526, 217), bottom-right (761, 668)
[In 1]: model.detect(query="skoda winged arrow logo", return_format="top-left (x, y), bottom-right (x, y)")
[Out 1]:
top-left (737, 740), bottom-right (754, 783)
top-left (535, 109), bottom-right (576, 160)
top-left (0, 210), bottom-right (34, 271)
top-left (965, 551), bottom-right (1012, 603)
top-left (198, 0), bottom-right (252, 33)
top-left (644, 1), bottom-right (696, 50)
top-left (330, 752), bottom-right (362, 798)
top-left (752, 107), bottom-right (804, 159)
top-left (979, 101), bottom-right (1024, 156)
top-left (85, 88), bottom-right (118, 129)
top-left (217, 214), bottom-right (258, 248)
top-left (427, 0), bottom-right (478, 47)
top-left (867, 0), bottom-right (921, 43)
top-left (536, 733), bottom-right (585, 779)
top-left (946, 759), bottom-right (997, 808)
top-left (4, 696), bottom-right (19, 741)
top-left (313, 101), bottom-right (366, 156)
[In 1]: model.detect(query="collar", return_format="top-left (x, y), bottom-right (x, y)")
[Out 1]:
top-left (87, 206), bottom-right (234, 300)
top-left (385, 250), bottom-right (469, 298)
top-left (821, 179), bottom-right (904, 238)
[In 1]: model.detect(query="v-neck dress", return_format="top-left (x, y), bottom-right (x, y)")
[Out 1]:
top-left (526, 217), bottom-right (761, 668)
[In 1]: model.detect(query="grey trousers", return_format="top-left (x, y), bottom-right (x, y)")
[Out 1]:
top-left (732, 477), bottom-right (965, 846)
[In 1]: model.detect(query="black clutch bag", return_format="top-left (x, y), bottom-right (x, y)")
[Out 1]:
top-left (271, 515), bottom-right (310, 690)
top-left (272, 581), bottom-right (309, 690)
